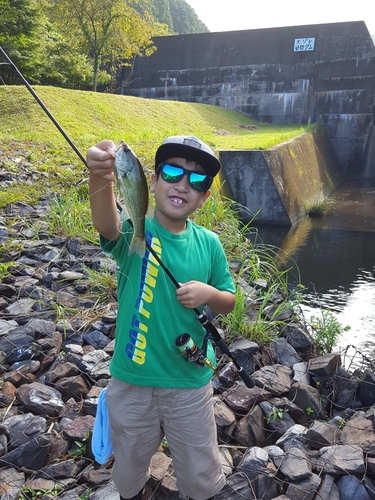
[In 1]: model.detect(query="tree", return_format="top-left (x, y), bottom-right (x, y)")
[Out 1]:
top-left (147, 0), bottom-right (209, 34)
top-left (168, 0), bottom-right (209, 34)
top-left (0, 0), bottom-right (47, 83)
top-left (49, 0), bottom-right (159, 91)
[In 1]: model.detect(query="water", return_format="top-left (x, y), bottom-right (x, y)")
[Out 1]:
top-left (251, 179), bottom-right (375, 368)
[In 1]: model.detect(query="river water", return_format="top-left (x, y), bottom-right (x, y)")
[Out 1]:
top-left (252, 178), bottom-right (375, 369)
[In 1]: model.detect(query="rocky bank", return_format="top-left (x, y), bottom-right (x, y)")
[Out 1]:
top-left (1, 168), bottom-right (375, 499)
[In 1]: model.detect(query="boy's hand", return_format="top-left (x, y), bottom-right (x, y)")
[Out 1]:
top-left (177, 281), bottom-right (236, 314)
top-left (176, 281), bottom-right (210, 309)
top-left (86, 140), bottom-right (116, 181)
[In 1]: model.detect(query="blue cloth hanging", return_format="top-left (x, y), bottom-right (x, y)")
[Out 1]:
top-left (92, 388), bottom-right (113, 464)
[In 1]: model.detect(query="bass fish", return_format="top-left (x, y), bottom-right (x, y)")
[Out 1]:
top-left (112, 141), bottom-right (152, 258)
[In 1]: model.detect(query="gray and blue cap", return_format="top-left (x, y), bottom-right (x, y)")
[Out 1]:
top-left (155, 135), bottom-right (221, 177)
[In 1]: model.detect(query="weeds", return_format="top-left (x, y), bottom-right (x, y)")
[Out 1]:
top-left (310, 309), bottom-right (350, 353)
top-left (20, 485), bottom-right (61, 499)
top-left (266, 406), bottom-right (289, 424)
top-left (305, 198), bottom-right (332, 217)
top-left (68, 431), bottom-right (90, 458)
top-left (48, 184), bottom-right (97, 242)
top-left (0, 261), bottom-right (15, 279)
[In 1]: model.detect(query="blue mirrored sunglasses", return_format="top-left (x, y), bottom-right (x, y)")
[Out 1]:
top-left (158, 163), bottom-right (212, 192)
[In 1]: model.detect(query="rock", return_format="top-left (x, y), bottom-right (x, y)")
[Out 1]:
top-left (222, 381), bottom-right (270, 413)
top-left (235, 405), bottom-right (267, 447)
top-left (358, 370), bottom-right (375, 406)
top-left (293, 361), bottom-right (310, 385)
top-left (338, 475), bottom-right (372, 500)
top-left (0, 468), bottom-right (25, 496)
top-left (308, 353), bottom-right (341, 379)
top-left (16, 382), bottom-right (65, 416)
top-left (278, 446), bottom-right (312, 481)
top-left (315, 474), bottom-right (340, 500)
top-left (251, 364), bottom-right (293, 395)
top-left (286, 383), bottom-right (324, 421)
top-left (305, 421), bottom-right (341, 449)
top-left (238, 446), bottom-right (269, 480)
top-left (340, 416), bottom-right (375, 454)
top-left (285, 473), bottom-right (321, 500)
top-left (0, 433), bottom-right (51, 470)
top-left (281, 322), bottom-right (314, 354)
top-left (314, 445), bottom-right (365, 475)
top-left (269, 337), bottom-right (301, 366)
top-left (1, 191), bottom-right (375, 499)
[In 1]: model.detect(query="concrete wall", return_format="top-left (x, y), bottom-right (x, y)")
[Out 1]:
top-left (122, 21), bottom-right (375, 179)
top-left (218, 127), bottom-right (344, 225)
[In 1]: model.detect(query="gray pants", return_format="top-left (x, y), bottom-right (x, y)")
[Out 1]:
top-left (106, 378), bottom-right (225, 499)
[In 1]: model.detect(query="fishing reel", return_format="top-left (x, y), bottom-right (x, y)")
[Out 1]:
top-left (175, 333), bottom-right (231, 386)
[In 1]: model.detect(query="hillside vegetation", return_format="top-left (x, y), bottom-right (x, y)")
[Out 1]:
top-left (0, 85), bottom-right (313, 206)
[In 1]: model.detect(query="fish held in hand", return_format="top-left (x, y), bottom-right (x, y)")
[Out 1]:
top-left (113, 141), bottom-right (152, 258)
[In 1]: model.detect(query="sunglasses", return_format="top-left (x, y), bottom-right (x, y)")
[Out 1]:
top-left (158, 163), bottom-right (212, 192)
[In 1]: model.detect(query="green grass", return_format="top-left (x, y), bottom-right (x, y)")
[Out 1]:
top-left (0, 85), bottom-right (314, 208)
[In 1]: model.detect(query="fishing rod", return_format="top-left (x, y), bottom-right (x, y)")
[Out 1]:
top-left (0, 46), bottom-right (88, 168)
top-left (1, 48), bottom-right (254, 388)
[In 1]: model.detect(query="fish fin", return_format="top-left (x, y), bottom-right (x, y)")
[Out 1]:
top-left (146, 199), bottom-right (154, 220)
top-left (128, 235), bottom-right (146, 258)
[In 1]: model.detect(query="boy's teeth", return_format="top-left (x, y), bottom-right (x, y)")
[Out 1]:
top-left (171, 197), bottom-right (184, 204)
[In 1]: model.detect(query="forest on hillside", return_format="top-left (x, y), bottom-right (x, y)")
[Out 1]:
top-left (0, 0), bottom-right (207, 92)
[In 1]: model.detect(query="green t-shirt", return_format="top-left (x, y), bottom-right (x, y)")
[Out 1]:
top-left (100, 217), bottom-right (235, 389)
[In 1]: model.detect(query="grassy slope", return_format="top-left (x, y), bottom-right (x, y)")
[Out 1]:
top-left (0, 85), bottom-right (312, 205)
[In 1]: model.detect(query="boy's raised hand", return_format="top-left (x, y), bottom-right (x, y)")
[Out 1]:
top-left (86, 140), bottom-right (116, 181)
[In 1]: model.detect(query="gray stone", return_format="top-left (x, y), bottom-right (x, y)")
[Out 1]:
top-left (0, 433), bottom-right (51, 470)
top-left (0, 468), bottom-right (25, 497)
top-left (213, 397), bottom-right (236, 430)
top-left (286, 383), bottom-right (324, 421)
top-left (340, 417), bottom-right (375, 454)
top-left (259, 400), bottom-right (296, 442)
top-left (358, 370), bottom-right (375, 407)
top-left (338, 475), bottom-right (372, 500)
top-left (293, 362), bottom-right (310, 385)
top-left (315, 445), bottom-right (365, 475)
top-left (269, 338), bottom-right (301, 366)
top-left (305, 421), bottom-right (341, 450)
top-left (251, 364), bottom-right (293, 395)
top-left (79, 350), bottom-right (111, 379)
top-left (0, 413), bottom-right (46, 450)
top-left (286, 473), bottom-right (321, 500)
top-left (16, 382), bottom-right (65, 416)
top-left (238, 446), bottom-right (269, 480)
top-left (215, 472), bottom-right (255, 499)
top-left (275, 424), bottom-right (307, 450)
top-left (222, 381), bottom-right (270, 413)
top-left (5, 298), bottom-right (35, 316)
top-left (281, 323), bottom-right (314, 354)
top-left (314, 474), bottom-right (340, 500)
top-left (235, 405), bottom-right (266, 448)
top-left (308, 353), bottom-right (342, 378)
top-left (278, 446), bottom-right (312, 481)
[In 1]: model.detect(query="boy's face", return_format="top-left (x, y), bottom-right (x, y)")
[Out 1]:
top-left (150, 157), bottom-right (210, 228)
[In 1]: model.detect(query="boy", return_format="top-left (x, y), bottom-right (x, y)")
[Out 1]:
top-left (86, 136), bottom-right (236, 500)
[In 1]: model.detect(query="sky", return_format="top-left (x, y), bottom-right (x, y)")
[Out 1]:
top-left (185, 0), bottom-right (375, 37)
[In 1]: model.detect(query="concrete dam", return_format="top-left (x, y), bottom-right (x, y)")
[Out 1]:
top-left (121, 21), bottom-right (375, 225)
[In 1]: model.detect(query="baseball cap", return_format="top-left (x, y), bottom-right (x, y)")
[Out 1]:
top-left (155, 136), bottom-right (221, 177)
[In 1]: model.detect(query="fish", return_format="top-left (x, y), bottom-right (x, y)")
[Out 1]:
top-left (112, 141), bottom-right (152, 258)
